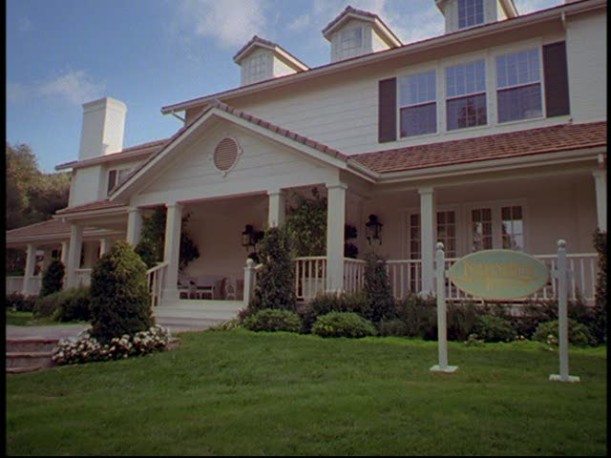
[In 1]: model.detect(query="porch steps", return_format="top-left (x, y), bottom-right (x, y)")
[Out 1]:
top-left (153, 299), bottom-right (244, 332)
top-left (6, 338), bottom-right (59, 374)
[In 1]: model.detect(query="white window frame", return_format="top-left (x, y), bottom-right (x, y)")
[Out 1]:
top-left (464, 200), bottom-right (528, 253)
top-left (244, 52), bottom-right (270, 83)
top-left (398, 67), bottom-right (439, 138)
top-left (495, 46), bottom-right (545, 123)
top-left (445, 58), bottom-right (487, 130)
top-left (404, 205), bottom-right (460, 259)
top-left (458, 0), bottom-right (485, 30)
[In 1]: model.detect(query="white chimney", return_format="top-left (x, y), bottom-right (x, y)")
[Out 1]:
top-left (78, 97), bottom-right (127, 160)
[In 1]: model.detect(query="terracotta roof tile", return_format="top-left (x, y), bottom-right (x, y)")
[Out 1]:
top-left (353, 122), bottom-right (607, 174)
top-left (55, 200), bottom-right (126, 215)
top-left (6, 219), bottom-right (116, 242)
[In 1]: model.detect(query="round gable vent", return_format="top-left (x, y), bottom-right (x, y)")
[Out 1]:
top-left (213, 137), bottom-right (240, 174)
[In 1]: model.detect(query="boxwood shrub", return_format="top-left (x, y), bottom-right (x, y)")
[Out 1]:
top-left (474, 315), bottom-right (516, 342)
top-left (312, 311), bottom-right (376, 338)
top-left (6, 292), bottom-right (38, 312)
top-left (533, 319), bottom-right (595, 347)
top-left (34, 287), bottom-right (91, 322)
top-left (242, 308), bottom-right (301, 333)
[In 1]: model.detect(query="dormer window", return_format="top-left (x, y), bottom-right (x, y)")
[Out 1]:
top-left (458, 0), bottom-right (484, 29)
top-left (107, 167), bottom-right (133, 195)
top-left (339, 27), bottom-right (363, 59)
top-left (244, 53), bottom-right (271, 85)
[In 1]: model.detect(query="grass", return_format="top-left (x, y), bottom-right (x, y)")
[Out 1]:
top-left (5, 310), bottom-right (56, 326)
top-left (6, 329), bottom-right (607, 456)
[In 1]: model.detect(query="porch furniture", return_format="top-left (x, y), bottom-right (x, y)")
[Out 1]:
top-left (224, 277), bottom-right (244, 301)
top-left (178, 275), bottom-right (226, 300)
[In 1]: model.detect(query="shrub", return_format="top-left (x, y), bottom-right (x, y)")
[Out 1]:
top-left (591, 229), bottom-right (607, 344)
top-left (395, 293), bottom-right (437, 339)
top-left (249, 226), bottom-right (297, 313)
top-left (312, 312), bottom-right (376, 338)
top-left (377, 318), bottom-right (409, 337)
top-left (474, 315), bottom-right (516, 342)
top-left (299, 291), bottom-right (371, 334)
top-left (242, 308), bottom-right (301, 333)
top-left (89, 240), bottom-right (153, 344)
top-left (363, 252), bottom-right (397, 323)
top-left (52, 325), bottom-right (171, 365)
top-left (447, 302), bottom-right (480, 341)
top-left (533, 319), bottom-right (595, 347)
top-left (39, 259), bottom-right (65, 298)
top-left (511, 300), bottom-right (558, 339)
top-left (56, 287), bottom-right (91, 322)
top-left (6, 292), bottom-right (37, 312)
top-left (34, 287), bottom-right (91, 322)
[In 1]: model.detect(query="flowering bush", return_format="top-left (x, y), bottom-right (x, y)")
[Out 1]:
top-left (52, 325), bottom-right (171, 365)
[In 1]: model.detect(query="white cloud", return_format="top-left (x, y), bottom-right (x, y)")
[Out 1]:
top-left (287, 13), bottom-right (311, 32)
top-left (178, 0), bottom-right (269, 49)
top-left (8, 71), bottom-right (105, 106)
top-left (39, 71), bottom-right (105, 105)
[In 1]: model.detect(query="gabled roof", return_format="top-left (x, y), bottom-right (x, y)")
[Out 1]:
top-left (55, 139), bottom-right (168, 171)
top-left (110, 100), bottom-right (360, 201)
top-left (233, 35), bottom-right (309, 72)
top-left (322, 5), bottom-right (402, 46)
top-left (353, 121), bottom-right (607, 174)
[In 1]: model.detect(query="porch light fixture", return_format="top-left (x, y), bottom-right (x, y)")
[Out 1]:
top-left (241, 225), bottom-right (264, 250)
top-left (365, 214), bottom-right (383, 244)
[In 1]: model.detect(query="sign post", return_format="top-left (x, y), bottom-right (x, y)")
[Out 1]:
top-left (430, 242), bottom-right (458, 373)
top-left (549, 240), bottom-right (580, 383)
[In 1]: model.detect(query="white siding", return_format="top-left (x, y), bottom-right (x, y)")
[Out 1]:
top-left (273, 56), bottom-right (298, 78)
top-left (566, 11), bottom-right (607, 122)
top-left (134, 123), bottom-right (339, 207)
top-left (69, 166), bottom-right (103, 207)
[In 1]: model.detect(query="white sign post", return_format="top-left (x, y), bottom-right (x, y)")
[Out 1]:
top-left (549, 240), bottom-right (580, 383)
top-left (430, 242), bottom-right (458, 373)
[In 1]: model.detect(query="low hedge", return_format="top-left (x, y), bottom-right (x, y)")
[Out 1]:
top-left (312, 312), bottom-right (376, 338)
top-left (242, 308), bottom-right (301, 333)
top-left (6, 292), bottom-right (38, 312)
top-left (33, 287), bottom-right (91, 322)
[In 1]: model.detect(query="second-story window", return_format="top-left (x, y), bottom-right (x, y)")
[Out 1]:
top-left (399, 70), bottom-right (437, 137)
top-left (458, 0), bottom-right (484, 29)
top-left (446, 59), bottom-right (487, 130)
top-left (107, 167), bottom-right (133, 195)
top-left (496, 48), bottom-right (542, 123)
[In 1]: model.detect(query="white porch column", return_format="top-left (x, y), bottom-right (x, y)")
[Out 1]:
top-left (66, 224), bottom-right (83, 288)
top-left (326, 184), bottom-right (347, 293)
top-left (419, 187), bottom-right (436, 295)
top-left (163, 203), bottom-right (183, 301)
top-left (593, 169), bottom-right (607, 232)
top-left (22, 244), bottom-right (37, 295)
top-left (126, 207), bottom-right (143, 246)
top-left (60, 241), bottom-right (68, 265)
top-left (100, 238), bottom-right (111, 256)
top-left (268, 189), bottom-right (286, 227)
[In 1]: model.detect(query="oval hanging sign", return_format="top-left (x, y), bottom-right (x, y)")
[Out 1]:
top-left (447, 250), bottom-right (549, 300)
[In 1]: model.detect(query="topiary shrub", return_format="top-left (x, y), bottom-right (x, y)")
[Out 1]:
top-left (6, 292), bottom-right (37, 312)
top-left (533, 319), bottom-right (595, 347)
top-left (89, 240), bottom-right (153, 345)
top-left (474, 315), bottom-right (516, 342)
top-left (395, 293), bottom-right (437, 340)
top-left (312, 311), bottom-right (376, 338)
top-left (39, 259), bottom-right (65, 298)
top-left (299, 291), bottom-right (371, 334)
top-left (242, 308), bottom-right (301, 333)
top-left (363, 252), bottom-right (397, 324)
top-left (33, 291), bottom-right (64, 318)
top-left (249, 226), bottom-right (297, 313)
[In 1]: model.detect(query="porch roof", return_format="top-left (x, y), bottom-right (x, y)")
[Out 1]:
top-left (55, 199), bottom-right (127, 216)
top-left (6, 219), bottom-right (120, 246)
top-left (352, 121), bottom-right (607, 174)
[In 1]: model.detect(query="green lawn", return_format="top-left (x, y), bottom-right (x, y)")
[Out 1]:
top-left (5, 310), bottom-right (55, 326)
top-left (6, 329), bottom-right (607, 456)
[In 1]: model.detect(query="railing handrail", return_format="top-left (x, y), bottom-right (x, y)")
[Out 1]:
top-left (146, 261), bottom-right (169, 275)
top-left (294, 255), bottom-right (327, 261)
top-left (74, 267), bottom-right (93, 273)
top-left (532, 252), bottom-right (598, 259)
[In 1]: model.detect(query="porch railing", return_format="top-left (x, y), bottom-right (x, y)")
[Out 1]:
top-left (295, 256), bottom-right (327, 301)
top-left (344, 258), bottom-right (366, 294)
top-left (386, 260), bottom-right (422, 300)
top-left (146, 262), bottom-right (168, 307)
top-left (74, 268), bottom-right (93, 288)
top-left (5, 276), bottom-right (42, 295)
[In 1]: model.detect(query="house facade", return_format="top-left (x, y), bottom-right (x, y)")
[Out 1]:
top-left (6, 0), bottom-right (607, 307)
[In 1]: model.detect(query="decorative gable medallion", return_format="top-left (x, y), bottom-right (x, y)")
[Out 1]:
top-left (213, 137), bottom-right (241, 176)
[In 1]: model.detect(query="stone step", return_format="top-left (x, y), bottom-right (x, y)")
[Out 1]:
top-left (6, 351), bottom-right (54, 370)
top-left (6, 337), bottom-right (59, 353)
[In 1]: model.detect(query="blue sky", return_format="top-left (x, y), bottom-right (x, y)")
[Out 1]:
top-left (6, 0), bottom-right (562, 173)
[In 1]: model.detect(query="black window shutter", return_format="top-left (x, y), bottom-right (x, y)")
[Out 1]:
top-left (543, 41), bottom-right (570, 117)
top-left (107, 170), bottom-right (117, 195)
top-left (378, 78), bottom-right (397, 143)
